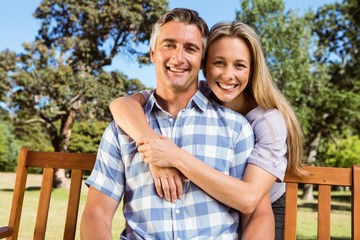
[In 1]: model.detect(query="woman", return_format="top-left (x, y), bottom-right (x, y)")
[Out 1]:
top-left (110, 21), bottom-right (305, 239)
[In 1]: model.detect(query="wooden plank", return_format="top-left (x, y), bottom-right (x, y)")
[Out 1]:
top-left (8, 146), bottom-right (29, 240)
top-left (317, 185), bottom-right (331, 240)
top-left (284, 166), bottom-right (352, 186)
top-left (33, 168), bottom-right (54, 239)
top-left (64, 169), bottom-right (83, 239)
top-left (26, 151), bottom-right (96, 170)
top-left (352, 165), bottom-right (360, 240)
top-left (284, 182), bottom-right (298, 239)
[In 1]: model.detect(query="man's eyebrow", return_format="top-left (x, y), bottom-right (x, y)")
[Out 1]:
top-left (160, 38), bottom-right (176, 44)
top-left (160, 39), bottom-right (201, 50)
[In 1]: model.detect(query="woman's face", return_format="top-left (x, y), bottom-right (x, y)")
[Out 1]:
top-left (205, 36), bottom-right (252, 110)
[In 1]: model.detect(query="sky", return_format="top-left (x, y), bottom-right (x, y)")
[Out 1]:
top-left (0, 0), bottom-right (337, 88)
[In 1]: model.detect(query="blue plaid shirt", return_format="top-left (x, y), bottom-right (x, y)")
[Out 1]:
top-left (86, 90), bottom-right (254, 239)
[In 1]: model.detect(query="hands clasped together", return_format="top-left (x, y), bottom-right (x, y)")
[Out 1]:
top-left (137, 136), bottom-right (185, 202)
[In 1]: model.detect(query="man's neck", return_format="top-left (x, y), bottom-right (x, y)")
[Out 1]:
top-left (155, 87), bottom-right (197, 118)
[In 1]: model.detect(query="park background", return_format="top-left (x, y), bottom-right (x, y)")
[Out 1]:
top-left (0, 0), bottom-right (359, 239)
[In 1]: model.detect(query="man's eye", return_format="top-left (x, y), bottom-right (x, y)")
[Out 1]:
top-left (186, 47), bottom-right (197, 52)
top-left (164, 43), bottom-right (175, 48)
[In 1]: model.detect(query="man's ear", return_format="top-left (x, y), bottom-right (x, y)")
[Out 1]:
top-left (150, 47), bottom-right (155, 63)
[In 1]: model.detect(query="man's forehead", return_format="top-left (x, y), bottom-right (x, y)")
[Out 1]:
top-left (158, 22), bottom-right (203, 45)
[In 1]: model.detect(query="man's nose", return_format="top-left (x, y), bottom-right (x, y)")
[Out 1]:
top-left (171, 47), bottom-right (185, 63)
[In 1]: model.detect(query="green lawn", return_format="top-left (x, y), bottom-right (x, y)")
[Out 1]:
top-left (0, 172), bottom-right (352, 239)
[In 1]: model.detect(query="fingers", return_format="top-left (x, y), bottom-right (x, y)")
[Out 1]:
top-left (159, 176), bottom-right (179, 202)
top-left (160, 178), bottom-right (171, 202)
top-left (136, 136), bottom-right (157, 146)
top-left (174, 175), bottom-right (183, 199)
top-left (154, 177), bottom-right (164, 198)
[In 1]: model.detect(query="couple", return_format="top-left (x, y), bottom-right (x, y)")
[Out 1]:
top-left (81, 7), bottom-right (304, 240)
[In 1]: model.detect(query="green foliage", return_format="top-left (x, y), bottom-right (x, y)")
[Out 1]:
top-left (0, 50), bottom-right (16, 102)
top-left (68, 120), bottom-right (109, 154)
top-left (0, 121), bottom-right (19, 171)
top-left (13, 122), bottom-right (53, 152)
top-left (0, 0), bottom-right (159, 155)
top-left (322, 135), bottom-right (360, 168)
top-left (34, 0), bottom-right (169, 68)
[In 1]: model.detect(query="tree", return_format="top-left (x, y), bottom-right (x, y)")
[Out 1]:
top-left (0, 0), bottom-right (167, 187)
top-left (34, 0), bottom-right (169, 69)
top-left (321, 135), bottom-right (360, 168)
top-left (0, 121), bottom-right (18, 171)
top-left (312, 0), bottom-right (360, 138)
top-left (68, 120), bottom-right (109, 154)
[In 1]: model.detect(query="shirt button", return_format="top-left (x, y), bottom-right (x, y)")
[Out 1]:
top-left (169, 118), bottom-right (174, 122)
top-left (175, 209), bottom-right (180, 214)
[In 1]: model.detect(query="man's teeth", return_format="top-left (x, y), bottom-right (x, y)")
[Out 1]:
top-left (170, 67), bottom-right (185, 73)
top-left (218, 83), bottom-right (236, 89)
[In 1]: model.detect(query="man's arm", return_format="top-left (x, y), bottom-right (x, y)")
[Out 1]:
top-left (80, 187), bottom-right (119, 240)
top-left (241, 194), bottom-right (275, 240)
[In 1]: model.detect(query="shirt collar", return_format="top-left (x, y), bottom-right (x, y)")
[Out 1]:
top-left (144, 89), bottom-right (209, 115)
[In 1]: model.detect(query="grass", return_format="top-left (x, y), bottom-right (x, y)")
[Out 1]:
top-left (0, 172), bottom-right (352, 239)
top-left (0, 172), bottom-right (125, 239)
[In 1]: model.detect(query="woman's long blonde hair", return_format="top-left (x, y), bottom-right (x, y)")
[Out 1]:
top-left (203, 21), bottom-right (305, 176)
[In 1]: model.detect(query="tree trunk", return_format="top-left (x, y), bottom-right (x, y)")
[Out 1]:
top-left (53, 109), bottom-right (77, 188)
top-left (302, 131), bottom-right (322, 200)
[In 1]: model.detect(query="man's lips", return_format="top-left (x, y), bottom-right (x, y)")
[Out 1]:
top-left (168, 67), bottom-right (187, 73)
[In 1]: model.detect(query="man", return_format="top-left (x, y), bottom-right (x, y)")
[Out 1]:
top-left (81, 8), bottom-right (272, 239)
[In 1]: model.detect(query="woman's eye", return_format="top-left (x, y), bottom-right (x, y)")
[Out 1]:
top-left (236, 64), bottom-right (246, 69)
top-left (213, 61), bottom-right (225, 66)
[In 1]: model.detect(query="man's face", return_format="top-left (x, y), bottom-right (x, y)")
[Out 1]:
top-left (151, 21), bottom-right (203, 94)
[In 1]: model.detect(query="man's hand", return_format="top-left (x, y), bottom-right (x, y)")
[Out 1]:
top-left (149, 164), bottom-right (184, 202)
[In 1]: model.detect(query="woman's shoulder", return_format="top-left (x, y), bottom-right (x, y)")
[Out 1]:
top-left (246, 107), bottom-right (283, 123)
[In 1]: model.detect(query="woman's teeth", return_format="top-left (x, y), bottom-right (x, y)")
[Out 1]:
top-left (218, 83), bottom-right (236, 90)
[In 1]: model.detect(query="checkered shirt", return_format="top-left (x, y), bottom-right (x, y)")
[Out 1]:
top-left (86, 90), bottom-right (254, 239)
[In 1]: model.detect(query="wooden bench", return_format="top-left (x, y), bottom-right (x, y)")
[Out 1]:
top-left (0, 146), bottom-right (96, 240)
top-left (0, 147), bottom-right (359, 239)
top-left (284, 165), bottom-right (360, 239)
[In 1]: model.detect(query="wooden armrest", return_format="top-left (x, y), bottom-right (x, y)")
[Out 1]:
top-left (0, 226), bottom-right (13, 238)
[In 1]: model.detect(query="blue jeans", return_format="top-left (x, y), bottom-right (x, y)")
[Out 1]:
top-left (272, 193), bottom-right (285, 240)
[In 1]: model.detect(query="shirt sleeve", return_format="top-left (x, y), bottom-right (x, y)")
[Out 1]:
top-left (85, 121), bottom-right (126, 202)
top-left (247, 109), bottom-right (288, 181)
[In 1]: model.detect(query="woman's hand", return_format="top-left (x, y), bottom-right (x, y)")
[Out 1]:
top-left (137, 136), bottom-right (181, 168)
top-left (137, 136), bottom-right (185, 202)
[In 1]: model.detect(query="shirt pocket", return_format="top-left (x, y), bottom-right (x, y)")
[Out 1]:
top-left (191, 145), bottom-right (231, 175)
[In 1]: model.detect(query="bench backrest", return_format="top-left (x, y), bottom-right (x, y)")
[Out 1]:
top-left (284, 165), bottom-right (360, 239)
top-left (1, 148), bottom-right (359, 239)
top-left (0, 146), bottom-right (96, 240)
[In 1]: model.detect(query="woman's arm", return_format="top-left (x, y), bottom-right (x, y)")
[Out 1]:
top-left (109, 93), bottom-right (157, 140)
top-left (241, 194), bottom-right (275, 240)
top-left (109, 94), bottom-right (183, 202)
top-left (137, 136), bottom-right (276, 214)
